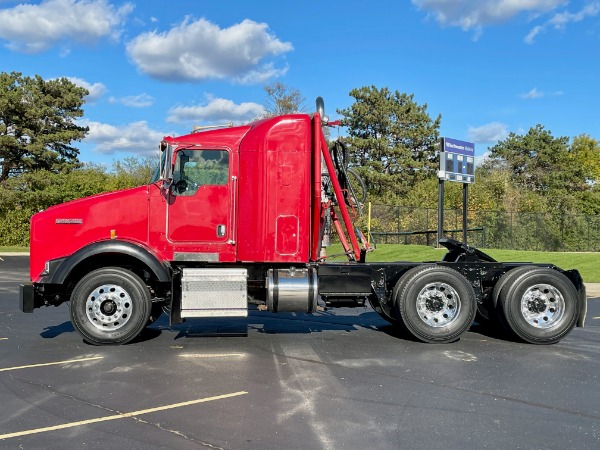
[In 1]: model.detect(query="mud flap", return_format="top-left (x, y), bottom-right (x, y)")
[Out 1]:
top-left (563, 269), bottom-right (587, 327)
top-left (169, 270), bottom-right (183, 326)
top-left (577, 282), bottom-right (587, 328)
top-left (19, 284), bottom-right (35, 313)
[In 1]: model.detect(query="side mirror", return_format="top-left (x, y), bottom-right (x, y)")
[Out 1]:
top-left (159, 141), bottom-right (174, 190)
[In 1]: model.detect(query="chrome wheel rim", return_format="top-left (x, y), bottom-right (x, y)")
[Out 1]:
top-left (86, 284), bottom-right (133, 331)
top-left (520, 284), bottom-right (565, 329)
top-left (416, 282), bottom-right (461, 328)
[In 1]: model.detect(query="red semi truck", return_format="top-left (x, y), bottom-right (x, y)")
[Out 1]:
top-left (20, 100), bottom-right (587, 345)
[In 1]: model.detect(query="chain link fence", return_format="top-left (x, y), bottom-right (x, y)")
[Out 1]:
top-left (367, 205), bottom-right (600, 252)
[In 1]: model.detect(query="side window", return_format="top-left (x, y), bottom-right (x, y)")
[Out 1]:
top-left (172, 149), bottom-right (229, 196)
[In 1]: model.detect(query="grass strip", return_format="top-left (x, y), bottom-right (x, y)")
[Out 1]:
top-left (328, 243), bottom-right (600, 282)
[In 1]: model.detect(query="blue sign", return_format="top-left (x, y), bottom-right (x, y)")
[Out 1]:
top-left (439, 137), bottom-right (475, 184)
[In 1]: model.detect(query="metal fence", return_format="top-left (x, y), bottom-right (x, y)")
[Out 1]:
top-left (367, 205), bottom-right (600, 252)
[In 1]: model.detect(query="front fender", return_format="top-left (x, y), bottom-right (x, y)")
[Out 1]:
top-left (43, 240), bottom-right (171, 285)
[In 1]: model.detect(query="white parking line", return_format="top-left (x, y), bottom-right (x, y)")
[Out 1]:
top-left (0, 356), bottom-right (104, 372)
top-left (0, 391), bottom-right (248, 440)
top-left (179, 353), bottom-right (246, 358)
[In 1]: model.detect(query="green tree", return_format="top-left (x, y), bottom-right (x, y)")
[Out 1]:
top-left (337, 85), bottom-right (441, 201)
top-left (484, 125), bottom-right (587, 193)
top-left (482, 125), bottom-right (596, 216)
top-left (0, 72), bottom-right (88, 182)
top-left (263, 81), bottom-right (306, 116)
top-left (0, 158), bottom-right (159, 246)
top-left (109, 155), bottom-right (157, 190)
top-left (0, 167), bottom-right (109, 246)
top-left (570, 134), bottom-right (600, 184)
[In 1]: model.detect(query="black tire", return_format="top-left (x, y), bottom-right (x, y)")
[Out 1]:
top-left (70, 267), bottom-right (152, 345)
top-left (497, 267), bottom-right (578, 344)
top-left (492, 266), bottom-right (535, 312)
top-left (390, 265), bottom-right (435, 326)
top-left (389, 266), bottom-right (435, 335)
top-left (393, 266), bottom-right (476, 343)
top-left (479, 266), bottom-right (535, 327)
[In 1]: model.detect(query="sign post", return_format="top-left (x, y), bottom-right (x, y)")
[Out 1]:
top-left (437, 138), bottom-right (475, 245)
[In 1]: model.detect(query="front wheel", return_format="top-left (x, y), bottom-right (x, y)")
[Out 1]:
top-left (394, 266), bottom-right (476, 343)
top-left (70, 267), bottom-right (152, 345)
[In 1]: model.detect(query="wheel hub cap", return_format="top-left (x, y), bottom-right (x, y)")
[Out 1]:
top-left (86, 284), bottom-right (133, 331)
top-left (521, 284), bottom-right (564, 329)
top-left (416, 282), bottom-right (461, 328)
top-left (101, 300), bottom-right (117, 315)
top-left (425, 296), bottom-right (445, 312)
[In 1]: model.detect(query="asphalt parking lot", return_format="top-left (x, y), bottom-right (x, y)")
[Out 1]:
top-left (1, 255), bottom-right (600, 449)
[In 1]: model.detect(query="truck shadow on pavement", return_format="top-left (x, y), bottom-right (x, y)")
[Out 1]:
top-left (40, 320), bottom-right (163, 344)
top-left (40, 321), bottom-right (75, 338)
top-left (167, 310), bottom-right (391, 340)
top-left (37, 312), bottom-right (521, 344)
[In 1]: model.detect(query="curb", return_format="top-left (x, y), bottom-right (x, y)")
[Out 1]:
top-left (585, 283), bottom-right (600, 298)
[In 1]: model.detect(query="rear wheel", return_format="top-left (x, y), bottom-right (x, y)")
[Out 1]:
top-left (393, 266), bottom-right (476, 343)
top-left (70, 267), bottom-right (152, 345)
top-left (497, 268), bottom-right (578, 344)
top-left (478, 266), bottom-right (535, 327)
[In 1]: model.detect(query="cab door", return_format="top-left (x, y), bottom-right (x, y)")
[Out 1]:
top-left (167, 148), bottom-right (236, 261)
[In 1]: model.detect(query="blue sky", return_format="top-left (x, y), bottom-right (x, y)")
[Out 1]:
top-left (1, 0), bottom-right (599, 166)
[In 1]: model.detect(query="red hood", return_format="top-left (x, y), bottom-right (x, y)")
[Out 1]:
top-left (30, 185), bottom-right (152, 281)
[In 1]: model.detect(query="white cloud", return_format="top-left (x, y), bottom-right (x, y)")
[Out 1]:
top-left (65, 76), bottom-right (107, 102)
top-left (467, 122), bottom-right (508, 143)
top-left (520, 87), bottom-right (564, 99)
top-left (412, 0), bottom-right (566, 38)
top-left (234, 62), bottom-right (290, 85)
top-left (474, 150), bottom-right (491, 167)
top-left (521, 87), bottom-right (544, 99)
top-left (126, 17), bottom-right (292, 83)
top-left (412, 0), bottom-right (565, 28)
top-left (82, 120), bottom-right (166, 154)
top-left (108, 93), bottom-right (155, 108)
top-left (525, 1), bottom-right (600, 43)
top-left (167, 96), bottom-right (266, 124)
top-left (548, 1), bottom-right (600, 28)
top-left (0, 0), bottom-right (134, 53)
top-left (524, 25), bottom-right (544, 44)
